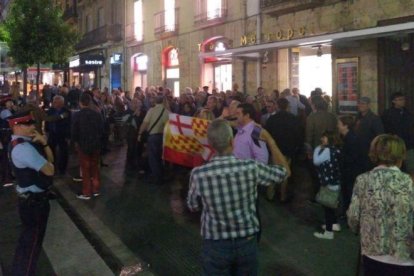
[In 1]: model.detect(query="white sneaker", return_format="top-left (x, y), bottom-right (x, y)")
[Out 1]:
top-left (76, 194), bottom-right (91, 200)
top-left (3, 182), bottom-right (14, 187)
top-left (321, 223), bottom-right (341, 232)
top-left (314, 231), bottom-right (334, 240)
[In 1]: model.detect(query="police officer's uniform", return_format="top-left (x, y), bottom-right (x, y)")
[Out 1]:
top-left (0, 105), bottom-right (14, 186)
top-left (8, 113), bottom-right (52, 276)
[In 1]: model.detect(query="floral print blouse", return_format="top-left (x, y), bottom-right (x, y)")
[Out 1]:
top-left (347, 166), bottom-right (414, 261)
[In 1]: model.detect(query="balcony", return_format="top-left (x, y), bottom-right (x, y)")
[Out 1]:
top-left (194, 0), bottom-right (228, 27)
top-left (261, 0), bottom-right (325, 16)
top-left (125, 23), bottom-right (145, 45)
top-left (154, 8), bottom-right (179, 37)
top-left (76, 24), bottom-right (122, 50)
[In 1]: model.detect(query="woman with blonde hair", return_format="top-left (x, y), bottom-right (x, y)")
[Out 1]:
top-left (347, 134), bottom-right (414, 275)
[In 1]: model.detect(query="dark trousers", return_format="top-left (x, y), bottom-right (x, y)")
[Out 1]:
top-left (341, 177), bottom-right (354, 214)
top-left (78, 150), bottom-right (100, 196)
top-left (0, 143), bottom-right (13, 183)
top-left (324, 206), bottom-right (337, 232)
top-left (148, 134), bottom-right (163, 181)
top-left (12, 195), bottom-right (50, 276)
top-left (48, 135), bottom-right (69, 175)
top-left (363, 256), bottom-right (414, 276)
top-left (202, 235), bottom-right (258, 276)
top-left (126, 129), bottom-right (144, 168)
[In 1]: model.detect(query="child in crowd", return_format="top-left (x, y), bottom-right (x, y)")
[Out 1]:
top-left (313, 130), bottom-right (342, 239)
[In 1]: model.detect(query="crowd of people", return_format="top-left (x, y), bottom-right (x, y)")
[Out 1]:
top-left (1, 82), bottom-right (414, 275)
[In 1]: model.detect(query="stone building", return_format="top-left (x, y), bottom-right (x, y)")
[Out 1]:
top-left (56, 0), bottom-right (123, 90)
top-left (56, 0), bottom-right (414, 112)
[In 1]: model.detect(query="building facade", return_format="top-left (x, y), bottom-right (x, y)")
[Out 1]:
top-left (22, 0), bottom-right (414, 113)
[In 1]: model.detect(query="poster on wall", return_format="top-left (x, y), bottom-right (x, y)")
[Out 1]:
top-left (336, 58), bottom-right (359, 114)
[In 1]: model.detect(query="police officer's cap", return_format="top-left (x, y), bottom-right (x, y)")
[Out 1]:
top-left (7, 112), bottom-right (36, 128)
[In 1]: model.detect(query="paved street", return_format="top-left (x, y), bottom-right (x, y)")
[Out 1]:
top-left (1, 145), bottom-right (360, 275)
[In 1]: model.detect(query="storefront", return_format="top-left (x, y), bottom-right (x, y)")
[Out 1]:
top-left (110, 53), bottom-right (122, 91)
top-left (200, 36), bottom-right (233, 91)
top-left (162, 46), bottom-right (180, 97)
top-left (52, 63), bottom-right (69, 86)
top-left (69, 54), bottom-right (105, 88)
top-left (199, 21), bottom-right (414, 114)
top-left (131, 53), bottom-right (148, 91)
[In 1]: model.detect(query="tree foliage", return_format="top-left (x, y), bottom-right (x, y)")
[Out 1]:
top-left (0, 24), bottom-right (10, 42)
top-left (4, 0), bottom-right (79, 95)
top-left (6, 0), bottom-right (78, 66)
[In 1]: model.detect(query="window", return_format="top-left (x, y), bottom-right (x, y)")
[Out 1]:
top-left (85, 14), bottom-right (92, 32)
top-left (134, 0), bottom-right (143, 41)
top-left (164, 0), bottom-right (175, 32)
top-left (78, 11), bottom-right (82, 33)
top-left (195, 0), bottom-right (226, 24)
top-left (207, 0), bottom-right (222, 19)
top-left (98, 7), bottom-right (104, 27)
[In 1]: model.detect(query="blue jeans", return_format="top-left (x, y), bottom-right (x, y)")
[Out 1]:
top-left (147, 134), bottom-right (163, 180)
top-left (202, 235), bottom-right (258, 276)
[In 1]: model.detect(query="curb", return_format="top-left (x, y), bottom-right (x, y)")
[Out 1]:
top-left (53, 179), bottom-right (154, 275)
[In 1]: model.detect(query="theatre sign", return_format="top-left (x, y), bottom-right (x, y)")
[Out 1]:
top-left (240, 26), bottom-right (306, 46)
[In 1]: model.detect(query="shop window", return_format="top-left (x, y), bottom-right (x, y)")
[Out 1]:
top-left (135, 55), bottom-right (148, 71)
top-left (168, 48), bottom-right (179, 67)
top-left (134, 0), bottom-right (143, 41)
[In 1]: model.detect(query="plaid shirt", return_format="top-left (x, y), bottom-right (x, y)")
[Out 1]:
top-left (187, 155), bottom-right (287, 240)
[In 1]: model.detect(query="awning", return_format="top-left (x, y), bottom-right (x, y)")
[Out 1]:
top-left (199, 21), bottom-right (414, 59)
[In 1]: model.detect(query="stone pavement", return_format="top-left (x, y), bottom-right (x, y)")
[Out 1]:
top-left (1, 144), bottom-right (361, 275)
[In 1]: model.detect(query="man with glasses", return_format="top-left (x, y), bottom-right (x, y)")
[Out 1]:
top-left (8, 112), bottom-right (54, 275)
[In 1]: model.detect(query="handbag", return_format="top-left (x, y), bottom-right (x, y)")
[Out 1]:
top-left (140, 108), bottom-right (165, 143)
top-left (315, 186), bottom-right (340, 209)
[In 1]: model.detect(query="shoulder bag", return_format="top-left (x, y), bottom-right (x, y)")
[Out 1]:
top-left (140, 108), bottom-right (165, 143)
top-left (315, 186), bottom-right (340, 209)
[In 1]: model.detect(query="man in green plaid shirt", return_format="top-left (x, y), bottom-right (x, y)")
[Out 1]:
top-left (188, 119), bottom-right (290, 275)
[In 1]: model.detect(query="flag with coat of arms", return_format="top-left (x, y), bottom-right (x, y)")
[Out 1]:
top-left (163, 113), bottom-right (215, 168)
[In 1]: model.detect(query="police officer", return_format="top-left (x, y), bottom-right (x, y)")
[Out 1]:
top-left (8, 112), bottom-right (54, 276)
top-left (0, 99), bottom-right (15, 187)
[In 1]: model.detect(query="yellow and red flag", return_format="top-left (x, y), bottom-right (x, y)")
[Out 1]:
top-left (163, 113), bottom-right (215, 168)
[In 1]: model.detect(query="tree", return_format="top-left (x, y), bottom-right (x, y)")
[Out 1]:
top-left (0, 24), bottom-right (10, 42)
top-left (5, 0), bottom-right (78, 98)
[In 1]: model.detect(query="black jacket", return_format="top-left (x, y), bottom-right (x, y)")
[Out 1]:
top-left (265, 110), bottom-right (302, 158)
top-left (382, 107), bottom-right (414, 149)
top-left (71, 108), bottom-right (104, 154)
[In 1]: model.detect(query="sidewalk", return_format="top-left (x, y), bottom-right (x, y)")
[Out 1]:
top-left (0, 187), bottom-right (116, 275)
top-left (0, 187), bottom-right (55, 275)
